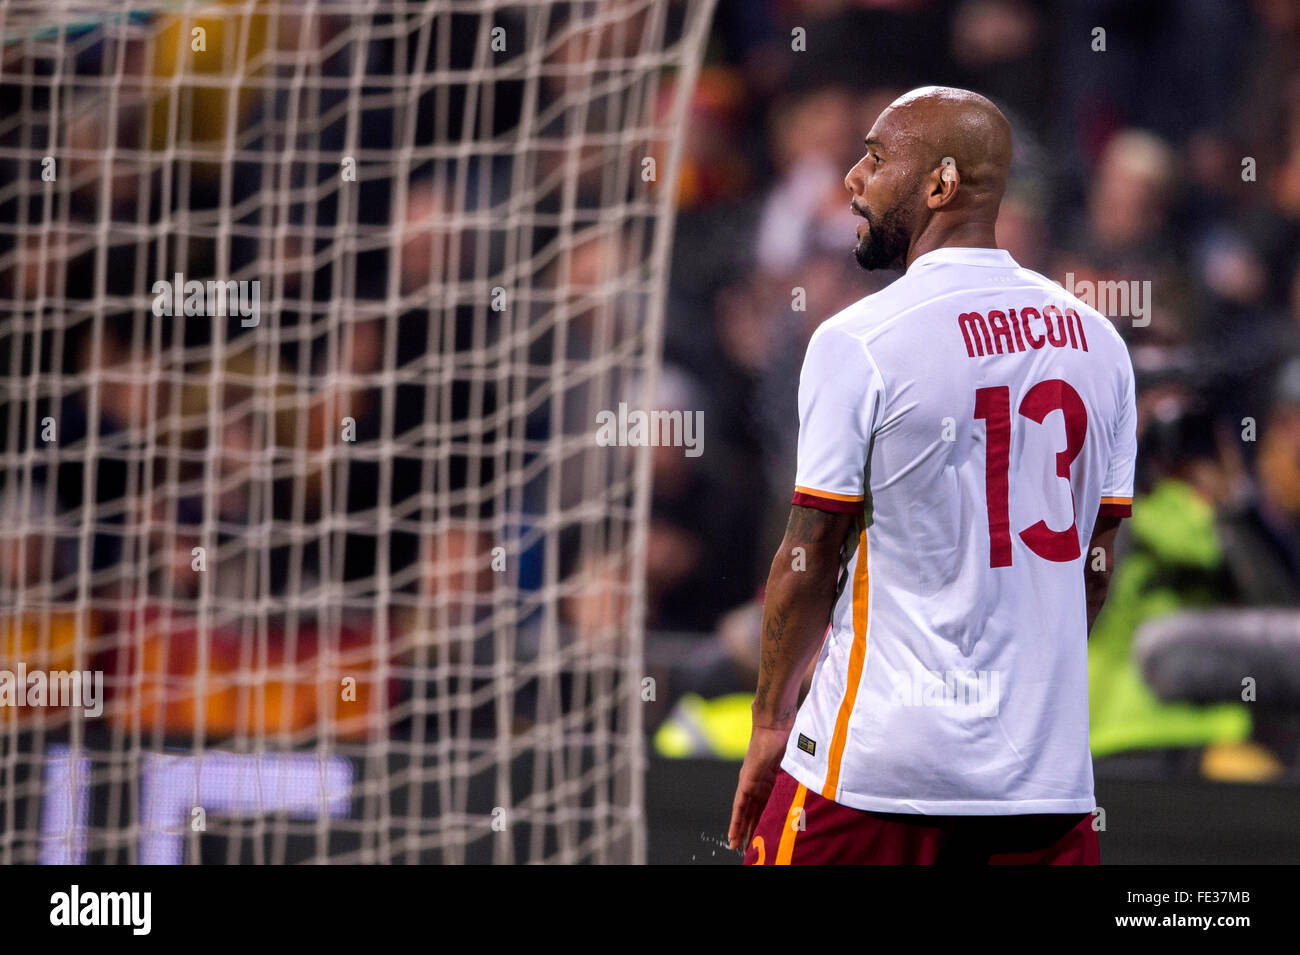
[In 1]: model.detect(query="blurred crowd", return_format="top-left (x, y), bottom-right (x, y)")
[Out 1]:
top-left (0, 2), bottom-right (671, 742)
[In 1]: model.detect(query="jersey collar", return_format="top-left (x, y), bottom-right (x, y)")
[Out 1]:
top-left (907, 247), bottom-right (1017, 271)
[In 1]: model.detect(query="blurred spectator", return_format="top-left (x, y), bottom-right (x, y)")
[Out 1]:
top-left (1249, 359), bottom-right (1300, 593)
top-left (0, 484), bottom-right (83, 727)
top-left (1087, 399), bottom-right (1255, 767)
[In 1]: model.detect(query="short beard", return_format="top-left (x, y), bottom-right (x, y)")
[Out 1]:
top-left (853, 203), bottom-right (911, 271)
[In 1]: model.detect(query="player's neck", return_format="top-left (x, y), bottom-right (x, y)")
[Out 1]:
top-left (904, 221), bottom-right (999, 270)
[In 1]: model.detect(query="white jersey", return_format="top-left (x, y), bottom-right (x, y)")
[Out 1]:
top-left (783, 246), bottom-right (1136, 815)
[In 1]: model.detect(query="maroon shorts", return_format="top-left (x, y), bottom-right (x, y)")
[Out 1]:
top-left (743, 770), bottom-right (1099, 865)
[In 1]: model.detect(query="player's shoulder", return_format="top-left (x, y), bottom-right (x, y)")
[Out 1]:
top-left (800, 295), bottom-right (885, 380)
top-left (804, 264), bottom-right (998, 365)
top-left (810, 282), bottom-right (909, 343)
top-left (819, 255), bottom-right (1020, 340)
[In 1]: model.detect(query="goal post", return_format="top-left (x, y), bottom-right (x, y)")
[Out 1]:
top-left (0, 0), bottom-right (716, 864)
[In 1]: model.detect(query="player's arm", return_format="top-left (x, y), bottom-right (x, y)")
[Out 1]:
top-left (728, 503), bottom-right (852, 852)
top-left (1085, 512), bottom-right (1122, 635)
top-left (753, 505), bottom-right (853, 725)
top-left (729, 321), bottom-right (879, 853)
top-left (1088, 347), bottom-right (1138, 636)
top-left (1086, 348), bottom-right (1138, 639)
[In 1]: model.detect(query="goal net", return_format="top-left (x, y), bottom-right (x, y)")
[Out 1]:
top-left (0, 0), bottom-right (715, 863)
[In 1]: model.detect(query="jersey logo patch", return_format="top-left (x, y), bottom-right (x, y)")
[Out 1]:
top-left (797, 734), bottom-right (817, 756)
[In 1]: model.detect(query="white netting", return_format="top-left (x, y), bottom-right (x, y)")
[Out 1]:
top-left (0, 0), bottom-right (715, 863)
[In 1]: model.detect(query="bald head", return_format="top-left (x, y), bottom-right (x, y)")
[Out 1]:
top-left (846, 86), bottom-right (1013, 271)
top-left (883, 87), bottom-right (1012, 199)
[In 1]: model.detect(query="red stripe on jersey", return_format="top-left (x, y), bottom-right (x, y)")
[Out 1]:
top-left (792, 490), bottom-right (862, 514)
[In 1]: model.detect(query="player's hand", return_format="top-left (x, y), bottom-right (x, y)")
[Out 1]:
top-left (727, 718), bottom-right (793, 852)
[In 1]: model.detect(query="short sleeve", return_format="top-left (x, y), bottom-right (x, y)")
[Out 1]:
top-left (790, 324), bottom-right (880, 515)
top-left (1099, 351), bottom-right (1137, 518)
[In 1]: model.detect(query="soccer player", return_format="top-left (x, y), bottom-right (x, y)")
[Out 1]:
top-left (728, 87), bottom-right (1136, 864)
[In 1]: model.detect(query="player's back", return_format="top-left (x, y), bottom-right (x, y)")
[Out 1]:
top-left (783, 246), bottom-right (1136, 814)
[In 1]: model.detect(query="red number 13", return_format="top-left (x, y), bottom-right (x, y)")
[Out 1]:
top-left (974, 379), bottom-right (1087, 568)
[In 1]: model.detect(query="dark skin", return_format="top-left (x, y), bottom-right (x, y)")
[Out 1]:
top-left (728, 87), bottom-right (1122, 854)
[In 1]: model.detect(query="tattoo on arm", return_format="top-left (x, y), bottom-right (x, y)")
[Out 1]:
top-left (755, 604), bottom-right (790, 715)
top-left (752, 506), bottom-right (854, 722)
top-left (785, 504), bottom-right (840, 545)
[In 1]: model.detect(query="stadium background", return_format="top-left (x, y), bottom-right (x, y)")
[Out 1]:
top-left (1, 0), bottom-right (1299, 863)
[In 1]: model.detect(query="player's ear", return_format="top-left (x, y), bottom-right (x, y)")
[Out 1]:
top-left (926, 157), bottom-right (959, 210)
